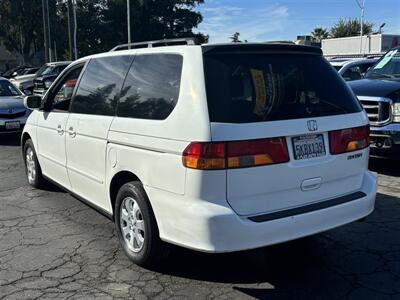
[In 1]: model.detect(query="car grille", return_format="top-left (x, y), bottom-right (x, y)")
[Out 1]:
top-left (358, 97), bottom-right (392, 126)
top-left (0, 111), bottom-right (26, 119)
top-left (34, 80), bottom-right (44, 90)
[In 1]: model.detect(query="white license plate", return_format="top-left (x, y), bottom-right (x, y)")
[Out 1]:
top-left (5, 121), bottom-right (20, 130)
top-left (292, 134), bottom-right (326, 160)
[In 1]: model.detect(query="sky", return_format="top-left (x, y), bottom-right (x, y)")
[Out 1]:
top-left (195, 0), bottom-right (400, 43)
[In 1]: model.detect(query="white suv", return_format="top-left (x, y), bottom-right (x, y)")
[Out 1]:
top-left (22, 39), bottom-right (377, 267)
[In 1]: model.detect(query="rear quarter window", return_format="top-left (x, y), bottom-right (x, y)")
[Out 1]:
top-left (117, 54), bottom-right (183, 120)
top-left (204, 53), bottom-right (362, 123)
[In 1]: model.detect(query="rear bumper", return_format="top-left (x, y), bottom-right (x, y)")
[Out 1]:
top-left (148, 171), bottom-right (377, 253)
top-left (370, 123), bottom-right (400, 159)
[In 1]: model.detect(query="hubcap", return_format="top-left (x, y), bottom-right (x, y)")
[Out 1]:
top-left (25, 147), bottom-right (36, 184)
top-left (120, 197), bottom-right (145, 253)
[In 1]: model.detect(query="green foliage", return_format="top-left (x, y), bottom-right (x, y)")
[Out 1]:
top-left (330, 18), bottom-right (374, 38)
top-left (0, 0), bottom-right (207, 63)
top-left (0, 0), bottom-right (44, 62)
top-left (311, 27), bottom-right (329, 41)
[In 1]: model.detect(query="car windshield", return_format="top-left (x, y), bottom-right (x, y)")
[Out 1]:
top-left (39, 66), bottom-right (55, 75)
top-left (366, 48), bottom-right (400, 79)
top-left (0, 81), bottom-right (22, 97)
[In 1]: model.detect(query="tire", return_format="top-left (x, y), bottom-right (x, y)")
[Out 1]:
top-left (23, 139), bottom-right (46, 188)
top-left (115, 181), bottom-right (167, 267)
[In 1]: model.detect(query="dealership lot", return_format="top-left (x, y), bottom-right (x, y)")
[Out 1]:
top-left (0, 134), bottom-right (400, 300)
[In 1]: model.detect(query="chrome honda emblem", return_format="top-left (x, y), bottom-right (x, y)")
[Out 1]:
top-left (307, 120), bottom-right (318, 132)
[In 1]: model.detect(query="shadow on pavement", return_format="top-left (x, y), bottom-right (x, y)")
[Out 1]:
top-left (150, 192), bottom-right (400, 299)
top-left (0, 133), bottom-right (21, 146)
top-left (369, 157), bottom-right (400, 177)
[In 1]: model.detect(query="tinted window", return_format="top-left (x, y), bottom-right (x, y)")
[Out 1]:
top-left (117, 54), bottom-right (183, 120)
top-left (342, 66), bottom-right (362, 81)
top-left (204, 54), bottom-right (362, 123)
top-left (71, 56), bottom-right (133, 116)
top-left (46, 66), bottom-right (83, 111)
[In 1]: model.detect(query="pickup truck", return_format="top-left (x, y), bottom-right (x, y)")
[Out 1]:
top-left (348, 46), bottom-right (400, 158)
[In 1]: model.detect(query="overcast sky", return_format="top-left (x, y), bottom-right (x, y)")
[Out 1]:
top-left (195, 0), bottom-right (400, 43)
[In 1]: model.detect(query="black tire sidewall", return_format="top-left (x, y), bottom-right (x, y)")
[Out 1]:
top-left (114, 182), bottom-right (161, 266)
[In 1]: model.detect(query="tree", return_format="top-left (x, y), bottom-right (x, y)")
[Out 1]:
top-left (100, 0), bottom-right (208, 53)
top-left (0, 0), bottom-right (208, 64)
top-left (0, 0), bottom-right (44, 62)
top-left (311, 27), bottom-right (329, 41)
top-left (230, 32), bottom-right (241, 43)
top-left (330, 18), bottom-right (373, 38)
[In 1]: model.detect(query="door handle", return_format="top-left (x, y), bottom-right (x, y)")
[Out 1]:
top-left (67, 126), bottom-right (76, 138)
top-left (57, 125), bottom-right (64, 135)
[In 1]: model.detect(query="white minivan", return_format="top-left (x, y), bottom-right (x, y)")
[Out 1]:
top-left (22, 39), bottom-right (377, 266)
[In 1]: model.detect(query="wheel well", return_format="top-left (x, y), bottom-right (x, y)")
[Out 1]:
top-left (109, 171), bottom-right (141, 216)
top-left (21, 132), bottom-right (31, 147)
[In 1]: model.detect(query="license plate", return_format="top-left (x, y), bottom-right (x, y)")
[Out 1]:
top-left (5, 121), bottom-right (20, 130)
top-left (292, 134), bottom-right (326, 160)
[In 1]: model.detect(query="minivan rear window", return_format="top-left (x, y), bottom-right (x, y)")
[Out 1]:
top-left (204, 54), bottom-right (362, 123)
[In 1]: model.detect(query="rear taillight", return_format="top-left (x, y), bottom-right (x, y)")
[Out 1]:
top-left (329, 125), bottom-right (370, 154)
top-left (182, 138), bottom-right (289, 170)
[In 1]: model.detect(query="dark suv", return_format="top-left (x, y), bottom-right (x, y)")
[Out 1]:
top-left (349, 46), bottom-right (400, 158)
top-left (33, 61), bottom-right (71, 96)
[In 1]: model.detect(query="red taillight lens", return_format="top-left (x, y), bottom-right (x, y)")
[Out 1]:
top-left (182, 142), bottom-right (226, 170)
top-left (182, 137), bottom-right (289, 170)
top-left (227, 137), bottom-right (289, 168)
top-left (329, 125), bottom-right (370, 154)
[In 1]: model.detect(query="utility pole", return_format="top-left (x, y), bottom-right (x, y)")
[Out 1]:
top-left (127, 0), bottom-right (131, 48)
top-left (73, 0), bottom-right (77, 60)
top-left (66, 0), bottom-right (78, 60)
top-left (355, 0), bottom-right (365, 54)
top-left (41, 0), bottom-right (51, 62)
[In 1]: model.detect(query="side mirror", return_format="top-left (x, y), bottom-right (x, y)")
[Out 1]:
top-left (23, 89), bottom-right (32, 96)
top-left (24, 95), bottom-right (42, 110)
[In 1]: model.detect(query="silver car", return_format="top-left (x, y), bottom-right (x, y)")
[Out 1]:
top-left (0, 78), bottom-right (31, 134)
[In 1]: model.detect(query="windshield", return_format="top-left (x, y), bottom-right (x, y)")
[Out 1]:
top-left (366, 48), bottom-right (400, 79)
top-left (0, 81), bottom-right (22, 97)
top-left (204, 53), bottom-right (361, 123)
top-left (41, 66), bottom-right (57, 76)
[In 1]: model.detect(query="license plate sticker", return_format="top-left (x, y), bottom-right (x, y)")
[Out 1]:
top-left (5, 121), bottom-right (20, 130)
top-left (292, 134), bottom-right (326, 160)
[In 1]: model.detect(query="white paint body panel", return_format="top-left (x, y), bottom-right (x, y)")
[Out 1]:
top-left (36, 111), bottom-right (71, 189)
top-left (22, 44), bottom-right (377, 253)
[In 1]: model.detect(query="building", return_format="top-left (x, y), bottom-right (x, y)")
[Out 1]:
top-left (322, 34), bottom-right (400, 58)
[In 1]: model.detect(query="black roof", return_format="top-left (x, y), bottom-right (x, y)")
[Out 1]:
top-left (202, 43), bottom-right (322, 55)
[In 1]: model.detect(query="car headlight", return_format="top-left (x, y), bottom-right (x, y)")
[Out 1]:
top-left (44, 80), bottom-right (53, 89)
top-left (392, 103), bottom-right (400, 122)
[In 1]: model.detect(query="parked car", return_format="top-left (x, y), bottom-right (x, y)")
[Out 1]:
top-left (1, 65), bottom-right (31, 79)
top-left (33, 61), bottom-right (71, 95)
top-left (22, 39), bottom-right (377, 267)
top-left (348, 46), bottom-right (400, 159)
top-left (21, 67), bottom-right (40, 75)
top-left (0, 78), bottom-right (31, 134)
top-left (329, 58), bottom-right (379, 81)
top-left (11, 63), bottom-right (66, 94)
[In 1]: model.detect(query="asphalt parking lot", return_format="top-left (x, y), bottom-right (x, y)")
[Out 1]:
top-left (0, 134), bottom-right (400, 300)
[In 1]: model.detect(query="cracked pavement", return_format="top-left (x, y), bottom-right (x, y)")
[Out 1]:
top-left (1, 134), bottom-right (400, 299)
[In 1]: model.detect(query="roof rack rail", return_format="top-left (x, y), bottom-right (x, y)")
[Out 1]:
top-left (110, 38), bottom-right (200, 51)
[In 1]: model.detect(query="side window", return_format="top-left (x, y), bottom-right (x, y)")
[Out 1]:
top-left (71, 56), bottom-right (133, 116)
top-left (343, 66), bottom-right (362, 81)
top-left (117, 54), bottom-right (183, 120)
top-left (359, 63), bottom-right (373, 75)
top-left (46, 66), bottom-right (83, 111)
